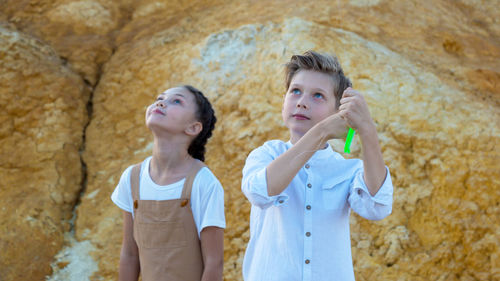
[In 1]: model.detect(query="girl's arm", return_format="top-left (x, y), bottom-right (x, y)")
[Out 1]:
top-left (200, 226), bottom-right (224, 281)
top-left (266, 113), bottom-right (347, 196)
top-left (339, 88), bottom-right (387, 195)
top-left (119, 211), bottom-right (140, 281)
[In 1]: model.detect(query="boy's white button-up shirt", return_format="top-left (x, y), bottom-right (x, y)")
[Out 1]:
top-left (242, 140), bottom-right (393, 281)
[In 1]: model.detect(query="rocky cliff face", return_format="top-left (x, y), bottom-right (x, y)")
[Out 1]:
top-left (1, 1), bottom-right (499, 280)
top-left (0, 22), bottom-right (89, 279)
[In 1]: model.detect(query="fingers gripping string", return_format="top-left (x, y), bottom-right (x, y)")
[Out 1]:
top-left (291, 129), bottom-right (354, 162)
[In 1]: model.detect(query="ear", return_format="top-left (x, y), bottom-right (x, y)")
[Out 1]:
top-left (185, 121), bottom-right (203, 137)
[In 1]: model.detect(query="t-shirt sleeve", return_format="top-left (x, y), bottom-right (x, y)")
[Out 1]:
top-left (111, 166), bottom-right (134, 214)
top-left (191, 167), bottom-right (226, 237)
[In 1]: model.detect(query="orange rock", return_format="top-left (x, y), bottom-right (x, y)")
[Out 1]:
top-left (0, 24), bottom-right (88, 280)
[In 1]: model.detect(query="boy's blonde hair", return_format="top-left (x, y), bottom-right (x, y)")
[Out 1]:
top-left (285, 51), bottom-right (352, 108)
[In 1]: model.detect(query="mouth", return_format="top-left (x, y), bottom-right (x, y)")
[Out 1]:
top-left (153, 108), bottom-right (165, 116)
top-left (292, 113), bottom-right (310, 120)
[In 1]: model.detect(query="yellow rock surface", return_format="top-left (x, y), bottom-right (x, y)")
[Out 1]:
top-left (1, 0), bottom-right (121, 86)
top-left (0, 23), bottom-right (89, 280)
top-left (1, 1), bottom-right (499, 280)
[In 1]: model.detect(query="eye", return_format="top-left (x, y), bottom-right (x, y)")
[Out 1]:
top-left (171, 98), bottom-right (182, 105)
top-left (156, 96), bottom-right (164, 101)
top-left (291, 88), bottom-right (301, 95)
top-left (313, 93), bottom-right (324, 99)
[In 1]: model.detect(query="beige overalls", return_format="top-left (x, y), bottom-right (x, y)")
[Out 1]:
top-left (130, 161), bottom-right (205, 281)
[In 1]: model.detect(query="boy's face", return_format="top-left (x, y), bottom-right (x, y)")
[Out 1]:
top-left (282, 70), bottom-right (338, 142)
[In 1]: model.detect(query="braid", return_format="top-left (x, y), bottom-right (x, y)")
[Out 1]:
top-left (183, 85), bottom-right (217, 162)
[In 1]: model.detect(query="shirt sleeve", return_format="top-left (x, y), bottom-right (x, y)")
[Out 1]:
top-left (191, 168), bottom-right (226, 237)
top-left (241, 144), bottom-right (289, 209)
top-left (111, 166), bottom-right (134, 213)
top-left (348, 166), bottom-right (393, 220)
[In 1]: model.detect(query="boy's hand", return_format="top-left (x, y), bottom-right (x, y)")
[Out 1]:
top-left (316, 112), bottom-right (348, 140)
top-left (339, 88), bottom-right (376, 136)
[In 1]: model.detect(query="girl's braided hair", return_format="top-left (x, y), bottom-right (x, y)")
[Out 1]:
top-left (183, 85), bottom-right (216, 162)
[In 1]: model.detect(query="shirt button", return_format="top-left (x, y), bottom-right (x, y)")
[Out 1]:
top-left (305, 259), bottom-right (310, 264)
top-left (307, 183), bottom-right (312, 188)
top-left (306, 232), bottom-right (311, 237)
top-left (306, 205), bottom-right (311, 210)
top-left (305, 164), bottom-right (310, 169)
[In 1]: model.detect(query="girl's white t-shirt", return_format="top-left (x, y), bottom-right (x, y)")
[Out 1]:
top-left (111, 156), bottom-right (225, 237)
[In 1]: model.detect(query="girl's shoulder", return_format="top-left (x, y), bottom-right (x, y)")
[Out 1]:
top-left (194, 166), bottom-right (220, 184)
top-left (118, 157), bottom-right (151, 184)
top-left (192, 166), bottom-right (224, 197)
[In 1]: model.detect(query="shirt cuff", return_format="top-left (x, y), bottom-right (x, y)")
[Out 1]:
top-left (244, 167), bottom-right (289, 207)
top-left (351, 167), bottom-right (393, 205)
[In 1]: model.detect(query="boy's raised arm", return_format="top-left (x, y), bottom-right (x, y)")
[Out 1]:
top-left (339, 88), bottom-right (387, 195)
top-left (265, 131), bottom-right (320, 196)
top-left (358, 125), bottom-right (387, 196)
top-left (266, 114), bottom-right (347, 196)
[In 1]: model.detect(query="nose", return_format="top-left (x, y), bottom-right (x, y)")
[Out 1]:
top-left (156, 100), bottom-right (166, 108)
top-left (296, 96), bottom-right (308, 109)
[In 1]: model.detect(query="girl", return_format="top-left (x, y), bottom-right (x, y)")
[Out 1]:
top-left (111, 85), bottom-right (225, 281)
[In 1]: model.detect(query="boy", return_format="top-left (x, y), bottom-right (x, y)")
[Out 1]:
top-left (241, 51), bottom-right (393, 281)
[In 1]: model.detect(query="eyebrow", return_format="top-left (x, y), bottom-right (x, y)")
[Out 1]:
top-left (159, 93), bottom-right (186, 98)
top-left (290, 83), bottom-right (329, 93)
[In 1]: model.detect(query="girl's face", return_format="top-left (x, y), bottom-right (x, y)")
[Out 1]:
top-left (282, 70), bottom-right (338, 143)
top-left (145, 87), bottom-right (200, 137)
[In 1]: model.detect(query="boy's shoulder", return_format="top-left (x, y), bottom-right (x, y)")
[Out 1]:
top-left (252, 139), bottom-right (291, 155)
top-left (262, 139), bottom-right (290, 149)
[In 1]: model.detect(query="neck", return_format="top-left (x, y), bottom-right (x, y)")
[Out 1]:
top-left (289, 133), bottom-right (302, 145)
top-left (150, 135), bottom-right (194, 182)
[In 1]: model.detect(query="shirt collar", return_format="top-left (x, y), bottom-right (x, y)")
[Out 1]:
top-left (285, 140), bottom-right (345, 162)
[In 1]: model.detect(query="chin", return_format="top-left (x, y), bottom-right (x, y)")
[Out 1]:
top-left (286, 121), bottom-right (310, 136)
top-left (146, 120), bottom-right (164, 132)
top-left (145, 119), bottom-right (155, 129)
top-left (289, 127), bottom-right (309, 138)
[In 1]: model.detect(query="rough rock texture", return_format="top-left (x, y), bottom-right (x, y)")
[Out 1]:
top-left (1, 0), bottom-right (499, 280)
top-left (0, 23), bottom-right (89, 280)
top-left (0, 0), bottom-right (125, 86)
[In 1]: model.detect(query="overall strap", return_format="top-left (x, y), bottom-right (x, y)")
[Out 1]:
top-left (130, 163), bottom-right (142, 209)
top-left (181, 160), bottom-right (206, 200)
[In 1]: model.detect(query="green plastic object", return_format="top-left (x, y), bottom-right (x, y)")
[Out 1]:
top-left (344, 128), bottom-right (355, 153)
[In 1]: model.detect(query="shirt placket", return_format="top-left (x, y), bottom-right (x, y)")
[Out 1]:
top-left (303, 163), bottom-right (313, 281)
